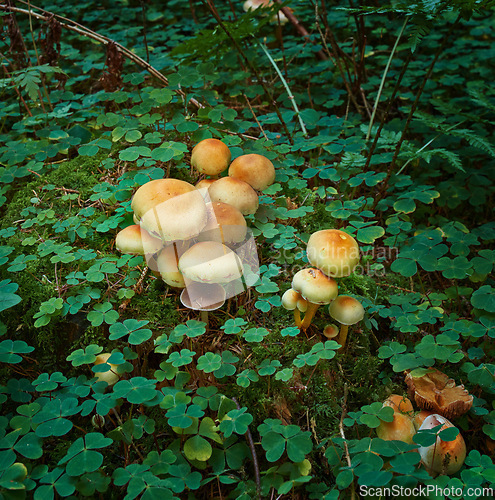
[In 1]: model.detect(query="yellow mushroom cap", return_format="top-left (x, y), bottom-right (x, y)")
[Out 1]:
top-left (418, 414), bottom-right (466, 475)
top-left (178, 241), bottom-right (244, 284)
top-left (131, 179), bottom-right (207, 242)
top-left (208, 177), bottom-right (259, 215)
top-left (282, 289), bottom-right (301, 310)
top-left (198, 202), bottom-right (247, 244)
top-left (291, 268), bottom-right (338, 305)
top-left (307, 229), bottom-right (360, 278)
top-left (115, 224), bottom-right (163, 256)
top-left (383, 394), bottom-right (414, 414)
top-left (328, 295), bottom-right (364, 325)
top-left (228, 154), bottom-right (275, 191)
top-left (155, 244), bottom-right (188, 288)
top-left (93, 353), bottom-right (120, 386)
top-left (196, 178), bottom-right (217, 190)
top-left (191, 138), bottom-right (231, 176)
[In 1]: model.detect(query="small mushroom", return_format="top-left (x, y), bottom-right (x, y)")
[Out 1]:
top-left (383, 394), bottom-right (414, 414)
top-left (328, 295), bottom-right (364, 350)
top-left (208, 177), bottom-right (259, 215)
top-left (191, 138), bottom-right (231, 176)
top-left (198, 202), bottom-right (247, 245)
top-left (307, 229), bottom-right (360, 278)
top-left (376, 412), bottom-right (416, 444)
top-left (228, 153), bottom-right (275, 191)
top-left (93, 353), bottom-right (120, 387)
top-left (282, 288), bottom-right (303, 327)
top-left (291, 268), bottom-right (338, 330)
top-left (115, 224), bottom-right (163, 256)
top-left (322, 324), bottom-right (339, 340)
top-left (418, 414), bottom-right (466, 476)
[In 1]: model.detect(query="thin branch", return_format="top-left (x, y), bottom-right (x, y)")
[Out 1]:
top-left (0, 2), bottom-right (202, 109)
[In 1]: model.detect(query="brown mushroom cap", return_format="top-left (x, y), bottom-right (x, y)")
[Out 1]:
top-left (307, 229), bottom-right (360, 278)
top-left (291, 268), bottom-right (338, 305)
top-left (115, 224), bottom-right (163, 256)
top-left (198, 202), bottom-right (247, 245)
top-left (191, 139), bottom-right (231, 176)
top-left (323, 324), bottom-right (339, 339)
top-left (196, 179), bottom-right (217, 190)
top-left (131, 179), bottom-right (207, 242)
top-left (328, 295), bottom-right (364, 325)
top-left (178, 241), bottom-right (244, 284)
top-left (208, 177), bottom-right (259, 215)
top-left (228, 154), bottom-right (275, 191)
top-left (405, 368), bottom-right (473, 420)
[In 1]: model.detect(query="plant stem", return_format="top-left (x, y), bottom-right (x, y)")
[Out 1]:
top-left (300, 302), bottom-right (319, 330)
top-left (337, 324), bottom-right (349, 350)
top-left (294, 309), bottom-right (302, 328)
top-left (259, 42), bottom-right (307, 137)
top-left (366, 17), bottom-right (409, 141)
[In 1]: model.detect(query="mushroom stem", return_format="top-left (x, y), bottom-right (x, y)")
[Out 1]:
top-left (300, 302), bottom-right (319, 330)
top-left (200, 310), bottom-right (209, 326)
top-left (337, 324), bottom-right (349, 350)
top-left (294, 309), bottom-right (302, 328)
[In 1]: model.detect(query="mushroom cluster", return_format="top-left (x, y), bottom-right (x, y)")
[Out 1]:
top-left (282, 228), bottom-right (364, 349)
top-left (375, 392), bottom-right (468, 477)
top-left (115, 139), bottom-right (276, 322)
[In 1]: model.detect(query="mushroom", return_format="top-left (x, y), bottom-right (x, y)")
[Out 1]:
top-left (291, 268), bottom-right (338, 330)
top-left (197, 202), bottom-right (247, 245)
top-left (282, 288), bottom-right (304, 327)
top-left (155, 243), bottom-right (191, 288)
top-left (383, 394), bottom-right (414, 414)
top-left (196, 178), bottom-right (217, 191)
top-left (208, 177), bottom-right (259, 215)
top-left (405, 368), bottom-right (473, 420)
top-left (417, 414), bottom-right (466, 476)
top-left (191, 138), bottom-right (231, 177)
top-left (93, 353), bottom-right (120, 386)
top-left (322, 324), bottom-right (339, 341)
top-left (243, 0), bottom-right (289, 24)
top-left (376, 412), bottom-right (416, 444)
top-left (328, 295), bottom-right (365, 350)
top-left (131, 179), bottom-right (207, 242)
top-left (180, 281), bottom-right (226, 325)
top-left (178, 241), bottom-right (244, 286)
top-left (228, 153), bottom-right (275, 191)
top-left (413, 410), bottom-right (435, 430)
top-left (307, 229), bottom-right (360, 278)
top-left (115, 224), bottom-right (163, 256)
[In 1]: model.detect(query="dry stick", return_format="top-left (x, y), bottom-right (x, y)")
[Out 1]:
top-left (0, 3), bottom-right (202, 109)
top-left (232, 397), bottom-right (261, 500)
top-left (273, 0), bottom-right (328, 61)
top-left (202, 0), bottom-right (293, 143)
top-left (314, 5), bottom-right (361, 114)
top-left (339, 384), bottom-right (355, 500)
top-left (243, 94), bottom-right (269, 140)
